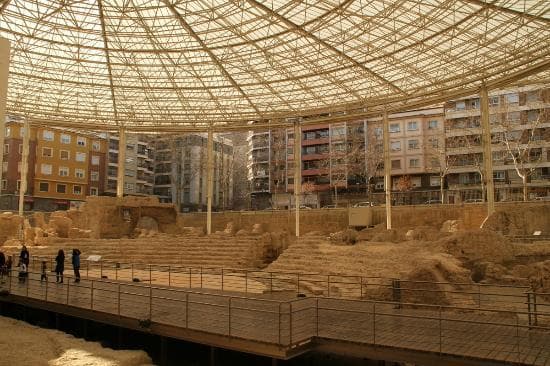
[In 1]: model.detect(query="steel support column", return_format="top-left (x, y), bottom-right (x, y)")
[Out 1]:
top-left (206, 129), bottom-right (214, 235)
top-left (383, 110), bottom-right (392, 229)
top-left (293, 123), bottom-right (301, 237)
top-left (480, 84), bottom-right (495, 217)
top-left (0, 38), bottom-right (10, 194)
top-left (116, 127), bottom-right (126, 199)
top-left (18, 119), bottom-right (29, 216)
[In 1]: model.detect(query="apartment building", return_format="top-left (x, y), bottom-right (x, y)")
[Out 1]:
top-left (444, 85), bottom-right (550, 202)
top-left (105, 133), bottom-right (154, 196)
top-left (152, 134), bottom-right (234, 212)
top-left (247, 108), bottom-right (445, 208)
top-left (1, 120), bottom-right (107, 211)
top-left (365, 108), bottom-right (446, 195)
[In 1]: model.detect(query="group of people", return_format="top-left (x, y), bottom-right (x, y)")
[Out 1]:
top-left (0, 246), bottom-right (82, 284)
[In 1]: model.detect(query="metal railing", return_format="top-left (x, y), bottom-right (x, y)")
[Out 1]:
top-left (22, 254), bottom-right (550, 320)
top-left (1, 270), bottom-right (550, 365)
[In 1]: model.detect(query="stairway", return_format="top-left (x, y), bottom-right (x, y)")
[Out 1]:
top-left (9, 233), bottom-right (265, 269)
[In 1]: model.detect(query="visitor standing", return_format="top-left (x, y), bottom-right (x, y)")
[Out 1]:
top-left (19, 245), bottom-right (29, 267)
top-left (0, 251), bottom-right (5, 281)
top-left (55, 249), bottom-right (65, 283)
top-left (72, 249), bottom-right (81, 283)
top-left (5, 257), bottom-right (12, 277)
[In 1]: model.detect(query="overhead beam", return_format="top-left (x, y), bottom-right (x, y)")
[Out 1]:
top-left (480, 83), bottom-right (495, 218)
top-left (242, 0), bottom-right (406, 96)
top-left (97, 0), bottom-right (119, 124)
top-left (460, 0), bottom-right (550, 24)
top-left (0, 38), bottom-right (10, 196)
top-left (161, 0), bottom-right (264, 118)
top-left (0, 0), bottom-right (12, 14)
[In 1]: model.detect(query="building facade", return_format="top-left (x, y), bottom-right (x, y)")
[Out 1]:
top-left (105, 133), bottom-right (154, 196)
top-left (152, 134), bottom-right (234, 212)
top-left (444, 84), bottom-right (550, 202)
top-left (1, 120), bottom-right (107, 211)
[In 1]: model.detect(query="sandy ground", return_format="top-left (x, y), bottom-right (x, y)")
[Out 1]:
top-left (0, 316), bottom-right (152, 366)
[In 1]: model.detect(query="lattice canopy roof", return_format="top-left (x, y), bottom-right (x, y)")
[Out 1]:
top-left (1, 0), bottom-right (549, 131)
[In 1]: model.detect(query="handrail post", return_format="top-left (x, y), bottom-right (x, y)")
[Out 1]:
top-left (100, 261), bottom-right (103, 279)
top-left (149, 264), bottom-right (152, 285)
top-left (45, 273), bottom-right (48, 301)
top-left (360, 277), bottom-right (363, 298)
top-left (372, 303), bottom-right (376, 344)
top-left (297, 272), bottom-right (300, 294)
top-left (168, 266), bottom-right (171, 287)
top-left (117, 283), bottom-right (121, 316)
top-left (270, 272), bottom-right (273, 292)
top-left (328, 275), bottom-right (330, 297)
top-left (26, 270), bottom-right (29, 297)
top-left (115, 264), bottom-right (118, 281)
top-left (90, 280), bottom-right (94, 310)
top-left (131, 263), bottom-right (134, 279)
top-left (478, 284), bottom-right (481, 308)
top-left (200, 267), bottom-right (203, 289)
top-left (66, 280), bottom-right (70, 305)
top-left (278, 302), bottom-right (282, 345)
top-left (86, 260), bottom-right (89, 277)
top-left (189, 267), bottom-right (192, 288)
top-left (316, 298), bottom-right (319, 337)
top-left (439, 306), bottom-right (442, 354)
top-left (289, 302), bottom-right (293, 345)
top-left (221, 268), bottom-right (224, 291)
top-left (149, 285), bottom-right (153, 320)
top-left (185, 293), bottom-right (189, 328)
top-left (228, 297), bottom-right (232, 336)
top-left (245, 271), bottom-right (248, 294)
top-left (516, 316), bottom-right (521, 363)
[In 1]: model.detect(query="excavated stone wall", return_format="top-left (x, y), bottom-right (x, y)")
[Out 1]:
top-left (179, 202), bottom-right (547, 233)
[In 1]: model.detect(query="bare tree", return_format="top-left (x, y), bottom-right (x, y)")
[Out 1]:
top-left (425, 134), bottom-right (456, 203)
top-left (498, 108), bottom-right (547, 201)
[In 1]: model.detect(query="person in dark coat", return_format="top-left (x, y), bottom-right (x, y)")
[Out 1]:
top-left (19, 245), bottom-right (29, 266)
top-left (72, 249), bottom-right (81, 283)
top-left (0, 251), bottom-right (5, 280)
top-left (55, 249), bottom-right (65, 283)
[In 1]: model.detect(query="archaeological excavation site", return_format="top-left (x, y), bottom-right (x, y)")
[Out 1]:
top-left (1, 0), bottom-right (550, 365)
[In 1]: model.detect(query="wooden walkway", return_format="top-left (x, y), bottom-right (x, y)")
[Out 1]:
top-left (1, 272), bottom-right (549, 365)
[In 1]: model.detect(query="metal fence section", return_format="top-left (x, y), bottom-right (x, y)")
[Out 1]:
top-left (2, 270), bottom-right (550, 365)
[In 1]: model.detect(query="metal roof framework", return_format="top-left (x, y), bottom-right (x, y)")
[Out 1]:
top-left (0, 0), bottom-right (549, 132)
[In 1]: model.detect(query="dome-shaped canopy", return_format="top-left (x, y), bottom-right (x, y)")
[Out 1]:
top-left (0, 0), bottom-right (549, 131)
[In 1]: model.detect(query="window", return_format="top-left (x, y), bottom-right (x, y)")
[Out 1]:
top-left (4, 127), bottom-right (10, 137)
top-left (126, 144), bottom-right (134, 151)
top-left (389, 123), bottom-right (400, 133)
top-left (3, 144), bottom-right (8, 154)
top-left (526, 91), bottom-right (540, 103)
top-left (56, 184), bottom-right (66, 193)
top-left (59, 166), bottom-right (69, 177)
top-left (407, 121), bottom-right (418, 131)
top-left (493, 171), bottom-right (505, 181)
top-left (124, 183), bottom-right (134, 191)
top-left (73, 185), bottom-right (82, 195)
top-left (77, 136), bottom-right (86, 146)
top-left (2, 162), bottom-right (7, 172)
top-left (428, 120), bottom-right (438, 129)
top-left (17, 162), bottom-right (21, 173)
top-left (391, 160), bottom-right (401, 169)
top-left (456, 101), bottom-right (465, 110)
top-left (91, 155), bottom-right (100, 165)
top-left (125, 169), bottom-right (135, 177)
top-left (43, 130), bottom-right (54, 141)
top-left (375, 181), bottom-right (384, 190)
top-left (408, 139), bottom-right (419, 150)
top-left (60, 134), bottom-right (71, 144)
top-left (374, 127), bottom-right (383, 137)
top-left (390, 141), bottom-right (401, 151)
top-left (60, 150), bottom-right (70, 160)
top-left (18, 144), bottom-right (22, 154)
top-left (429, 138), bottom-right (439, 148)
top-left (506, 112), bottom-right (520, 123)
top-left (42, 147), bottom-right (53, 157)
top-left (430, 176), bottom-right (440, 186)
top-left (409, 158), bottom-right (420, 168)
top-left (91, 171), bottom-right (99, 181)
top-left (16, 180), bottom-right (21, 191)
top-left (1, 180), bottom-right (6, 190)
top-left (39, 182), bottom-right (49, 192)
top-left (90, 187), bottom-right (98, 196)
top-left (19, 127), bottom-right (25, 137)
top-left (75, 169), bottom-right (85, 179)
top-left (470, 99), bottom-right (480, 109)
top-left (505, 93), bottom-right (519, 104)
top-left (489, 96), bottom-right (499, 106)
top-left (76, 152), bottom-right (86, 162)
top-left (528, 110), bottom-right (540, 122)
top-left (41, 164), bottom-right (52, 175)
top-left (92, 141), bottom-right (101, 151)
top-left (431, 158), bottom-right (440, 168)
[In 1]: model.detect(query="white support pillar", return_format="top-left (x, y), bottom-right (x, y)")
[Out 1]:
top-left (480, 83), bottom-right (495, 217)
top-left (0, 38), bottom-right (10, 195)
top-left (294, 123), bottom-right (301, 237)
top-left (206, 129), bottom-right (214, 235)
top-left (116, 127), bottom-right (126, 199)
top-left (383, 110), bottom-right (392, 230)
top-left (18, 119), bottom-right (29, 216)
